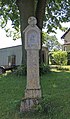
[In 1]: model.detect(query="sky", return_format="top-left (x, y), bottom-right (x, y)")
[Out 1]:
top-left (0, 22), bottom-right (70, 49)
top-left (0, 29), bottom-right (21, 48)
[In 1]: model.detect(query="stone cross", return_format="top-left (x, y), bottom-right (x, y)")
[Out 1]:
top-left (20, 16), bottom-right (41, 111)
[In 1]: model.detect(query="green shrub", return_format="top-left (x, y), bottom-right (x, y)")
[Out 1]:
top-left (40, 64), bottom-right (50, 75)
top-left (14, 65), bottom-right (27, 76)
top-left (50, 51), bottom-right (67, 65)
top-left (14, 63), bottom-right (50, 76)
top-left (56, 66), bottom-right (69, 71)
top-left (34, 97), bottom-right (50, 114)
top-left (67, 52), bottom-right (70, 65)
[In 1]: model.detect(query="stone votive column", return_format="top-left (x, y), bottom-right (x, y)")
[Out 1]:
top-left (20, 17), bottom-right (41, 111)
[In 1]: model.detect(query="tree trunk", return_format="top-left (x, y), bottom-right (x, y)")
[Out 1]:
top-left (35, 0), bottom-right (47, 64)
top-left (16, 0), bottom-right (34, 65)
top-left (16, 0), bottom-right (47, 65)
top-left (36, 0), bottom-right (47, 30)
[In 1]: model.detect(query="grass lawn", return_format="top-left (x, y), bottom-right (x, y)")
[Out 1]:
top-left (0, 69), bottom-right (70, 119)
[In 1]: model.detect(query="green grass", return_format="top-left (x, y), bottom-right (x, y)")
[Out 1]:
top-left (41, 71), bottom-right (70, 119)
top-left (0, 73), bottom-right (26, 119)
top-left (0, 70), bottom-right (70, 119)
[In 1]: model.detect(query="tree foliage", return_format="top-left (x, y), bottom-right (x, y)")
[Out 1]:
top-left (44, 0), bottom-right (70, 33)
top-left (0, 0), bottom-right (70, 36)
top-left (0, 0), bottom-right (20, 39)
top-left (42, 32), bottom-right (61, 51)
top-left (0, 0), bottom-right (19, 30)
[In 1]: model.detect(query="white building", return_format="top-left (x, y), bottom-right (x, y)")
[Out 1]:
top-left (0, 45), bottom-right (48, 67)
top-left (61, 28), bottom-right (70, 51)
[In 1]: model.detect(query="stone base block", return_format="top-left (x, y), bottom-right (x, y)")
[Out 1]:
top-left (25, 88), bottom-right (41, 98)
top-left (20, 98), bottom-right (40, 112)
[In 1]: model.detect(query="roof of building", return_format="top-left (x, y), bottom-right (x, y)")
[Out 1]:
top-left (64, 42), bottom-right (70, 45)
top-left (61, 28), bottom-right (70, 39)
top-left (0, 44), bottom-right (48, 50)
top-left (0, 45), bottom-right (22, 50)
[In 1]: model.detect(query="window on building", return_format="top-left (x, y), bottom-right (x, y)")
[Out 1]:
top-left (64, 46), bottom-right (66, 51)
top-left (42, 51), bottom-right (46, 63)
top-left (8, 55), bottom-right (16, 66)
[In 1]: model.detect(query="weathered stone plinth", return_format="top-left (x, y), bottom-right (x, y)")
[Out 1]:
top-left (20, 98), bottom-right (40, 112)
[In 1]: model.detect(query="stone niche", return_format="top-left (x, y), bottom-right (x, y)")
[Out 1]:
top-left (24, 24), bottom-right (41, 50)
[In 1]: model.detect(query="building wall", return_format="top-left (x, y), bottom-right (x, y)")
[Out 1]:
top-left (63, 45), bottom-right (70, 52)
top-left (0, 45), bottom-right (48, 66)
top-left (63, 31), bottom-right (70, 52)
top-left (0, 45), bottom-right (22, 66)
top-left (65, 45), bottom-right (70, 51)
top-left (64, 31), bottom-right (70, 43)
